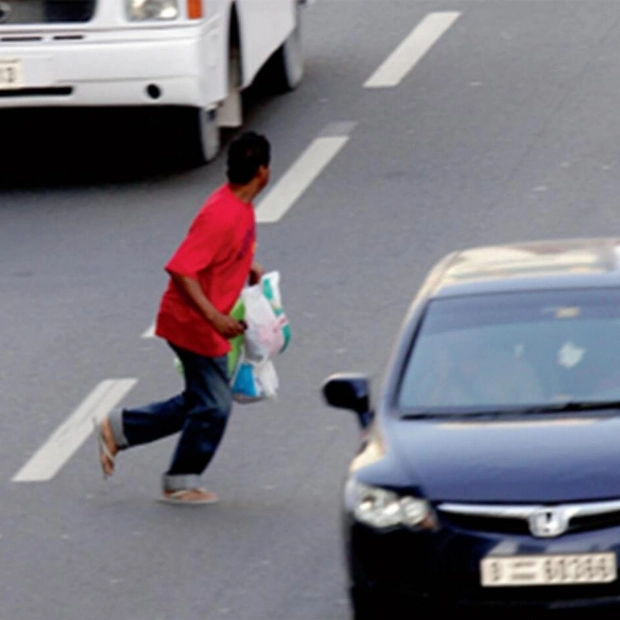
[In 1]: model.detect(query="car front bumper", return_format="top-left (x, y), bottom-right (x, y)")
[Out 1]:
top-left (346, 515), bottom-right (620, 613)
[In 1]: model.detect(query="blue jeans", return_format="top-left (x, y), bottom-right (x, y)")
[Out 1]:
top-left (108, 343), bottom-right (233, 492)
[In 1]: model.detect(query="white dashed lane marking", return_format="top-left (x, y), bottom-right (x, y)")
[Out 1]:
top-left (364, 12), bottom-right (461, 89)
top-left (256, 122), bottom-right (356, 224)
top-left (13, 378), bottom-right (137, 482)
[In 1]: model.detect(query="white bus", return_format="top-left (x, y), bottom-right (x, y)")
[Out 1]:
top-left (0, 0), bottom-right (304, 163)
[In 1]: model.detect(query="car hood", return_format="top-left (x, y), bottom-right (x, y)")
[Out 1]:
top-left (388, 414), bottom-right (620, 503)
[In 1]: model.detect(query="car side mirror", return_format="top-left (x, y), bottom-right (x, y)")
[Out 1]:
top-left (322, 373), bottom-right (372, 429)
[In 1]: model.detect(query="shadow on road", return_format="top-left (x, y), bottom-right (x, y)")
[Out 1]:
top-left (0, 76), bottom-right (285, 189)
top-left (0, 108), bottom-right (198, 187)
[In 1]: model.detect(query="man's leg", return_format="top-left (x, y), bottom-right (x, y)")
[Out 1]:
top-left (97, 392), bottom-right (188, 476)
top-left (162, 351), bottom-right (232, 495)
top-left (98, 342), bottom-right (192, 476)
top-left (109, 393), bottom-right (188, 449)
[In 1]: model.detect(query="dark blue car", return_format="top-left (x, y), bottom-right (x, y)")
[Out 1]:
top-left (323, 238), bottom-right (620, 619)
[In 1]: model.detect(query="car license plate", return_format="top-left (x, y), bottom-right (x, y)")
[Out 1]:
top-left (0, 59), bottom-right (23, 89)
top-left (481, 553), bottom-right (617, 587)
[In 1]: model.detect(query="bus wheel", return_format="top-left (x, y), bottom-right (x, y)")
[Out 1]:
top-left (264, 8), bottom-right (303, 93)
top-left (189, 107), bottom-right (220, 165)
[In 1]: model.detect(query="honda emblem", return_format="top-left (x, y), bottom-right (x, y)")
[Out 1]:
top-left (528, 508), bottom-right (570, 538)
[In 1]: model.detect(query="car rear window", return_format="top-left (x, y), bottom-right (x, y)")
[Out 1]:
top-left (397, 289), bottom-right (620, 412)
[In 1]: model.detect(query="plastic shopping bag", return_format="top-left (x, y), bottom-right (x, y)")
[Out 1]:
top-left (230, 357), bottom-right (279, 403)
top-left (242, 271), bottom-right (290, 363)
top-left (175, 272), bottom-right (288, 403)
top-left (230, 272), bottom-right (289, 402)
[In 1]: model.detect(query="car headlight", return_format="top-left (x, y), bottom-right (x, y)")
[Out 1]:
top-left (126, 0), bottom-right (179, 21)
top-left (346, 479), bottom-right (436, 531)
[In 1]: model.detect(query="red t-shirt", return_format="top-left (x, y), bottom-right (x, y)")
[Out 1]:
top-left (155, 184), bottom-right (256, 357)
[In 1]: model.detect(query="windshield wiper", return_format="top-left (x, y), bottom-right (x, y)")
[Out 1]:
top-left (401, 401), bottom-right (620, 419)
top-left (401, 410), bottom-right (512, 419)
top-left (523, 400), bottom-right (620, 414)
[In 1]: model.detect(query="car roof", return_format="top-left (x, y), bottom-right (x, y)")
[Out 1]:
top-left (431, 238), bottom-right (620, 298)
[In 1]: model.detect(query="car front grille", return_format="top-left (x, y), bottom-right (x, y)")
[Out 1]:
top-left (0, 0), bottom-right (96, 25)
top-left (438, 499), bottom-right (620, 537)
top-left (571, 510), bottom-right (620, 533)
top-left (440, 512), bottom-right (531, 536)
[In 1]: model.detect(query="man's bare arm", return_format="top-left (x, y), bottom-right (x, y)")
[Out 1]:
top-left (249, 262), bottom-right (264, 285)
top-left (171, 273), bottom-right (246, 339)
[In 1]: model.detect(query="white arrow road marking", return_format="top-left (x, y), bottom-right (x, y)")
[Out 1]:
top-left (13, 378), bottom-right (137, 482)
top-left (364, 12), bottom-right (461, 89)
top-left (142, 323), bottom-right (155, 338)
top-left (256, 122), bottom-right (356, 224)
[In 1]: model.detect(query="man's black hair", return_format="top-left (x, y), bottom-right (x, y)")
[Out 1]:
top-left (226, 131), bottom-right (271, 185)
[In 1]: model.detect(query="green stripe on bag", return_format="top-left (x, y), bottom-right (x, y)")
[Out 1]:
top-left (262, 275), bottom-right (291, 352)
top-left (228, 298), bottom-right (246, 378)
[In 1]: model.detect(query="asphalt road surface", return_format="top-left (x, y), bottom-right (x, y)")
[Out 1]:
top-left (3, 1), bottom-right (620, 619)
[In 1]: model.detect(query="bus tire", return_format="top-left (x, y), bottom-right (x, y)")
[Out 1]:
top-left (188, 107), bottom-right (220, 165)
top-left (264, 8), bottom-right (303, 93)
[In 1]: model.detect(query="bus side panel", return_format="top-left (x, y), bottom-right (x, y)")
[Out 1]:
top-left (202, 0), bottom-right (229, 108)
top-left (235, 0), bottom-right (295, 88)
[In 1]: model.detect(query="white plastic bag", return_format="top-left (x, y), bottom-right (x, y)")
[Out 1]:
top-left (230, 272), bottom-right (288, 403)
top-left (242, 271), bottom-right (290, 363)
top-left (255, 359), bottom-right (279, 398)
top-left (231, 357), bottom-right (279, 402)
top-left (177, 271), bottom-right (289, 403)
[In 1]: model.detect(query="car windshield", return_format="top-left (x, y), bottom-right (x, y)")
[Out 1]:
top-left (397, 288), bottom-right (620, 415)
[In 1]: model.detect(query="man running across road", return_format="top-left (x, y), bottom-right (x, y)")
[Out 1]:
top-left (95, 131), bottom-right (271, 505)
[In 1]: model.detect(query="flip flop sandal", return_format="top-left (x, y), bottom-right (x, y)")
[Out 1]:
top-left (158, 489), bottom-right (219, 505)
top-left (93, 417), bottom-right (115, 479)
